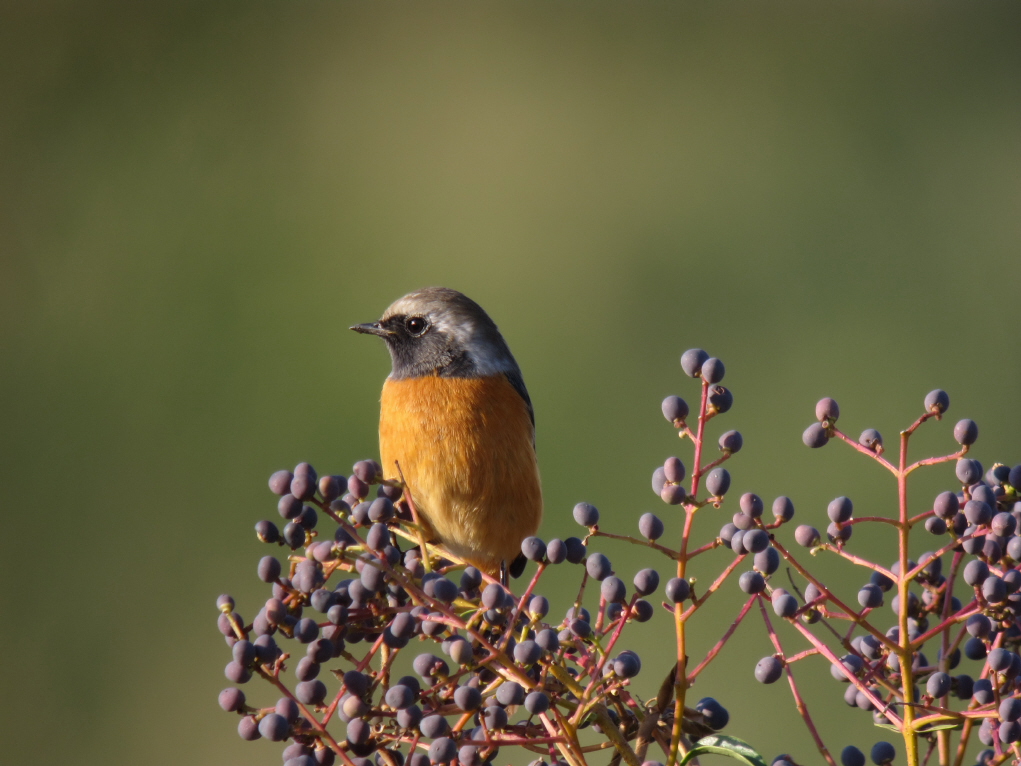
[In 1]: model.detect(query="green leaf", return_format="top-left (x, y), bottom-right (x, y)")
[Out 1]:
top-left (874, 718), bottom-right (960, 734)
top-left (916, 721), bottom-right (963, 734)
top-left (678, 735), bottom-right (768, 766)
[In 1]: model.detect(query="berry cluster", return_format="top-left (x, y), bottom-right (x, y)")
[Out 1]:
top-left (784, 389), bottom-right (1021, 766)
top-left (218, 455), bottom-right (705, 766)
top-left (215, 349), bottom-right (1019, 766)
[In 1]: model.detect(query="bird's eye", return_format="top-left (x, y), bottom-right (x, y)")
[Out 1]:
top-left (405, 317), bottom-right (428, 337)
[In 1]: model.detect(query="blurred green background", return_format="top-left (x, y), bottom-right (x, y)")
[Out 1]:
top-left (2, 2), bottom-right (1020, 765)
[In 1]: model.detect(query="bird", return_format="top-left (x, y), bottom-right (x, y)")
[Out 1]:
top-left (352, 287), bottom-right (542, 577)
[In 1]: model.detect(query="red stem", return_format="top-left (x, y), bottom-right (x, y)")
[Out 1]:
top-left (679, 554), bottom-right (746, 621)
top-left (824, 546), bottom-right (898, 581)
top-left (831, 429), bottom-right (898, 473)
top-left (788, 616), bottom-right (901, 725)
top-left (756, 596), bottom-right (837, 766)
top-left (771, 539), bottom-right (900, 654)
top-left (907, 449), bottom-right (967, 474)
top-left (686, 595), bottom-right (756, 682)
top-left (256, 666), bottom-right (356, 766)
top-left (500, 563), bottom-right (546, 650)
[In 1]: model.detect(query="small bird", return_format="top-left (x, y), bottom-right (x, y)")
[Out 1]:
top-left (352, 287), bottom-right (542, 577)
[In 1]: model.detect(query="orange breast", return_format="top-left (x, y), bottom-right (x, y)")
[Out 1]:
top-left (379, 375), bottom-right (542, 573)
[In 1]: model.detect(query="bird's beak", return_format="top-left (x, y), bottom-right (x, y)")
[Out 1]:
top-left (350, 322), bottom-right (393, 337)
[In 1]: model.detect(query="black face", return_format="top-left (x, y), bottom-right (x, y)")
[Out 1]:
top-left (362, 313), bottom-right (473, 379)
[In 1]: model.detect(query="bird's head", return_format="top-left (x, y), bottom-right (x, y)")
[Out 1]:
top-left (352, 287), bottom-right (519, 380)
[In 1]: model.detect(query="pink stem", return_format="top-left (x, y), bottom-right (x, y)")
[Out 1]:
top-left (831, 429), bottom-right (898, 473)
top-left (824, 547), bottom-right (898, 581)
top-left (686, 539), bottom-right (722, 558)
top-left (756, 596), bottom-right (837, 766)
top-left (679, 554), bottom-right (746, 621)
top-left (256, 666), bottom-right (357, 766)
top-left (788, 616), bottom-right (901, 725)
top-left (786, 647), bottom-right (822, 663)
top-left (500, 563), bottom-right (546, 650)
top-left (772, 539), bottom-right (900, 653)
top-left (686, 595), bottom-right (756, 682)
top-left (592, 530), bottom-right (681, 560)
top-left (845, 516), bottom-right (901, 528)
top-left (907, 449), bottom-right (967, 474)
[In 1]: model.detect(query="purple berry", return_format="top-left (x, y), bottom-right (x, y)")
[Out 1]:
top-left (633, 568), bottom-right (659, 596)
top-left (828, 496), bottom-right (853, 523)
top-left (613, 651), bottom-right (642, 678)
top-left (933, 491), bottom-right (959, 519)
top-left (719, 430), bottom-right (743, 453)
top-left (224, 661), bottom-right (251, 684)
top-left (665, 577), bottom-right (690, 603)
top-left (772, 592), bottom-right (798, 618)
top-left (705, 467), bottom-right (731, 497)
top-left (269, 470), bottom-right (294, 496)
top-left (738, 571), bottom-right (766, 594)
top-left (957, 459), bottom-right (983, 486)
top-left (794, 525), bottom-right (820, 547)
top-left (586, 553), bottom-right (612, 580)
top-left (983, 576), bottom-right (1007, 603)
top-left (681, 349), bottom-right (709, 378)
top-left (859, 429), bottom-right (883, 451)
top-left (528, 595), bottom-right (550, 618)
top-left (238, 715), bottom-right (260, 740)
top-left (651, 467), bottom-right (666, 495)
top-left (661, 395), bottom-right (689, 425)
top-left (699, 356), bottom-right (725, 384)
top-left (428, 738), bottom-right (456, 765)
top-left (707, 384), bottom-right (732, 413)
top-left (663, 457), bottom-right (686, 484)
top-left (695, 697), bottom-right (729, 730)
top-left (870, 742), bottom-right (896, 765)
top-left (278, 494), bottom-right (303, 520)
top-left (386, 685), bottom-right (415, 710)
top-left (924, 389), bottom-right (950, 415)
top-left (743, 529), bottom-right (770, 554)
top-left (842, 747), bottom-right (866, 766)
top-left (803, 423), bottom-right (829, 448)
top-left (753, 546), bottom-right (780, 575)
top-left (255, 520), bottom-right (280, 543)
top-left (453, 685), bottom-right (481, 711)
top-left (600, 576), bottom-right (626, 603)
top-left (740, 493), bottom-right (764, 518)
top-left (926, 672), bottom-right (951, 697)
top-left (660, 484), bottom-right (686, 505)
top-left (525, 691), bottom-right (550, 714)
top-left (964, 500), bottom-right (992, 525)
top-left (420, 714), bottom-right (449, 739)
top-left (521, 536), bottom-right (546, 562)
top-left (262, 712), bottom-right (295, 742)
top-left (573, 502), bottom-right (599, 527)
top-left (954, 419), bottom-right (979, 445)
top-left (639, 513), bottom-right (664, 540)
top-left (755, 656), bottom-right (783, 684)
top-left (496, 681), bottom-right (526, 706)
top-left (772, 496), bottom-right (795, 522)
top-left (219, 687), bottom-right (246, 712)
top-left (815, 398), bottom-right (839, 423)
top-left (564, 537), bottom-right (586, 564)
top-left (545, 538), bottom-right (567, 564)
top-left (999, 697), bottom-right (1021, 722)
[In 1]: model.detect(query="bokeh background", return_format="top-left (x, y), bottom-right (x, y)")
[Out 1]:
top-left (2, 3), bottom-right (1020, 765)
